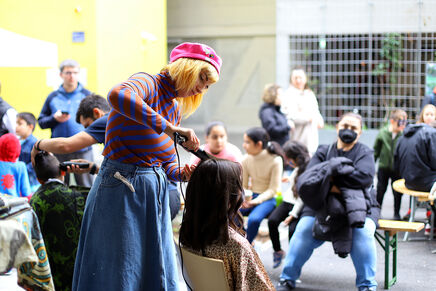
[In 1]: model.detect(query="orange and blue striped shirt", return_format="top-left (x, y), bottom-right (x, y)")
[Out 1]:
top-left (103, 71), bottom-right (183, 181)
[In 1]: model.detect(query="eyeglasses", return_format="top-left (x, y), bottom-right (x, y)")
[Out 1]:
top-left (62, 71), bottom-right (79, 75)
top-left (397, 119), bottom-right (407, 126)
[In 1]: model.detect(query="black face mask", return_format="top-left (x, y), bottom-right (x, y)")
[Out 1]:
top-left (338, 129), bottom-right (358, 144)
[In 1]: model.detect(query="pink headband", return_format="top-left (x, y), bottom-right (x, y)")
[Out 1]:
top-left (170, 42), bottom-right (222, 75)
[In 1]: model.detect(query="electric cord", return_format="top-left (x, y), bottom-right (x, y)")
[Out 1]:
top-left (174, 134), bottom-right (193, 291)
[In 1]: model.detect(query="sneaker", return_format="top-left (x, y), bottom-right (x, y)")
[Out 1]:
top-left (277, 279), bottom-right (296, 290)
top-left (358, 287), bottom-right (376, 291)
top-left (424, 223), bottom-right (435, 237)
top-left (273, 250), bottom-right (285, 268)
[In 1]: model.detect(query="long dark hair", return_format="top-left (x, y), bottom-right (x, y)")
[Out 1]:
top-left (283, 141), bottom-right (310, 198)
top-left (245, 127), bottom-right (285, 162)
top-left (179, 159), bottom-right (244, 251)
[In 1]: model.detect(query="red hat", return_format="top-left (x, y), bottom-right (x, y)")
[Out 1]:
top-left (0, 133), bottom-right (21, 162)
top-left (170, 42), bottom-right (222, 75)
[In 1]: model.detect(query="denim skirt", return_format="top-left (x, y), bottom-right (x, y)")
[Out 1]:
top-left (72, 158), bottom-right (179, 291)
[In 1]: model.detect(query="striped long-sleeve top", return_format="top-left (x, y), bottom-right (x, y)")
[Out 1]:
top-left (103, 71), bottom-right (183, 181)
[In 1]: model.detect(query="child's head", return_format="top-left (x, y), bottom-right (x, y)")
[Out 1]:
top-left (16, 112), bottom-right (36, 139)
top-left (283, 141), bottom-right (310, 168)
top-left (262, 84), bottom-right (282, 106)
top-left (180, 159), bottom-right (244, 251)
top-left (33, 151), bottom-right (62, 183)
top-left (283, 141), bottom-right (310, 197)
top-left (205, 121), bottom-right (228, 155)
top-left (389, 109), bottom-right (408, 133)
top-left (243, 127), bottom-right (285, 159)
top-left (418, 104), bottom-right (436, 125)
top-left (0, 133), bottom-right (21, 162)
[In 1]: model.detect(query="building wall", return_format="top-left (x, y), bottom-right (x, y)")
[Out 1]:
top-left (168, 0), bottom-right (277, 131)
top-left (0, 0), bottom-right (167, 138)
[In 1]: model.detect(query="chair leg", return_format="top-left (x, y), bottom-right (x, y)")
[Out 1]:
top-left (430, 204), bottom-right (435, 241)
top-left (404, 197), bottom-right (417, 241)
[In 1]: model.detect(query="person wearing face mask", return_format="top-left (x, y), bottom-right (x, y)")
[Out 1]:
top-left (277, 112), bottom-right (379, 291)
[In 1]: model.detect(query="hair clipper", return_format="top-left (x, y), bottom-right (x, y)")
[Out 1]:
top-left (174, 132), bottom-right (211, 161)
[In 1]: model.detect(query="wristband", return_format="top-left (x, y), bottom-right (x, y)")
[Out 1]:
top-left (90, 164), bottom-right (97, 175)
top-left (35, 139), bottom-right (43, 151)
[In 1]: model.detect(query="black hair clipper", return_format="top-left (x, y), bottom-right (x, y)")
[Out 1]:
top-left (174, 132), bottom-right (211, 161)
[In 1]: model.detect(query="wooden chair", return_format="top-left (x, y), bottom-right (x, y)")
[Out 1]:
top-left (392, 179), bottom-right (434, 241)
top-left (180, 246), bottom-right (230, 291)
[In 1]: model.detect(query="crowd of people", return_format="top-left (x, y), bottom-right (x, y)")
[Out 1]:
top-left (0, 43), bottom-right (435, 291)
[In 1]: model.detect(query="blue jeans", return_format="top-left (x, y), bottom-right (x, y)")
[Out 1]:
top-left (72, 158), bottom-right (179, 291)
top-left (281, 216), bottom-right (377, 289)
top-left (240, 194), bottom-right (276, 243)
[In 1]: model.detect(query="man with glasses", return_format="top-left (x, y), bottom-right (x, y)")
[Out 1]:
top-left (38, 59), bottom-right (94, 187)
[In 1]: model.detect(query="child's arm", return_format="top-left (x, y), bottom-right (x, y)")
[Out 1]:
top-left (373, 132), bottom-right (382, 162)
top-left (242, 157), bottom-right (250, 190)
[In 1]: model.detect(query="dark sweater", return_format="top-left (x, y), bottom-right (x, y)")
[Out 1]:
top-left (394, 124), bottom-right (436, 192)
top-left (258, 103), bottom-right (290, 146)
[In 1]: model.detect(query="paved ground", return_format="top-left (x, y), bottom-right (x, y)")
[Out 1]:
top-left (173, 131), bottom-right (436, 291)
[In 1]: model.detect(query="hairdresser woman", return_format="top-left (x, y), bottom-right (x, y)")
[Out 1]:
top-left (72, 43), bottom-right (222, 291)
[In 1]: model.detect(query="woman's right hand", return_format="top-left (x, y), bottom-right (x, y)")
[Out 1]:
top-left (165, 125), bottom-right (200, 151)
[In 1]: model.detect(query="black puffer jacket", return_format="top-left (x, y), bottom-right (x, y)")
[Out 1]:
top-left (394, 124), bottom-right (436, 192)
top-left (259, 103), bottom-right (290, 146)
top-left (297, 142), bottom-right (380, 258)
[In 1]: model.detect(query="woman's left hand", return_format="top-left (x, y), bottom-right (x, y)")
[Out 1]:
top-left (182, 164), bottom-right (196, 181)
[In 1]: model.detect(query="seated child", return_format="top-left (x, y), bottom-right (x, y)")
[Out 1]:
top-left (30, 151), bottom-right (89, 291)
top-left (240, 127), bottom-right (284, 244)
top-left (190, 121), bottom-right (242, 165)
top-left (180, 159), bottom-right (274, 290)
top-left (267, 141), bottom-right (310, 268)
top-left (0, 133), bottom-right (31, 198)
top-left (16, 112), bottom-right (40, 192)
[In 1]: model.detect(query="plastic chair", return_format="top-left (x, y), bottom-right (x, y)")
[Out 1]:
top-left (180, 246), bottom-right (230, 291)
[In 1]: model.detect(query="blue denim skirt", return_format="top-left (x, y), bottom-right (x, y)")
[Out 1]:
top-left (72, 158), bottom-right (179, 291)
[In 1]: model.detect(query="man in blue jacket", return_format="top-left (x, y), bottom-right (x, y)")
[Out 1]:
top-left (38, 59), bottom-right (93, 187)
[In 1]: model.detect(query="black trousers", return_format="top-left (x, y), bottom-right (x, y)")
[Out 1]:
top-left (376, 168), bottom-right (402, 215)
top-left (268, 201), bottom-right (299, 252)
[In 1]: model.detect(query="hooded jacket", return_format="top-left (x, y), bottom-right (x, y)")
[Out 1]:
top-left (394, 123), bottom-right (436, 192)
top-left (258, 102), bottom-right (290, 146)
top-left (296, 142), bottom-right (379, 257)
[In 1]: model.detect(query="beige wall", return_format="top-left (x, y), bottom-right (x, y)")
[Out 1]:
top-left (168, 0), bottom-right (277, 132)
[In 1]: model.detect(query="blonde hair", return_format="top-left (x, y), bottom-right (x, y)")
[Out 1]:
top-left (162, 58), bottom-right (219, 118)
top-left (262, 84), bottom-right (281, 104)
top-left (418, 104), bottom-right (436, 124)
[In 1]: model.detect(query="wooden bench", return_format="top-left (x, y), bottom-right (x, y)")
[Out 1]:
top-left (392, 179), bottom-right (434, 241)
top-left (375, 219), bottom-right (424, 289)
